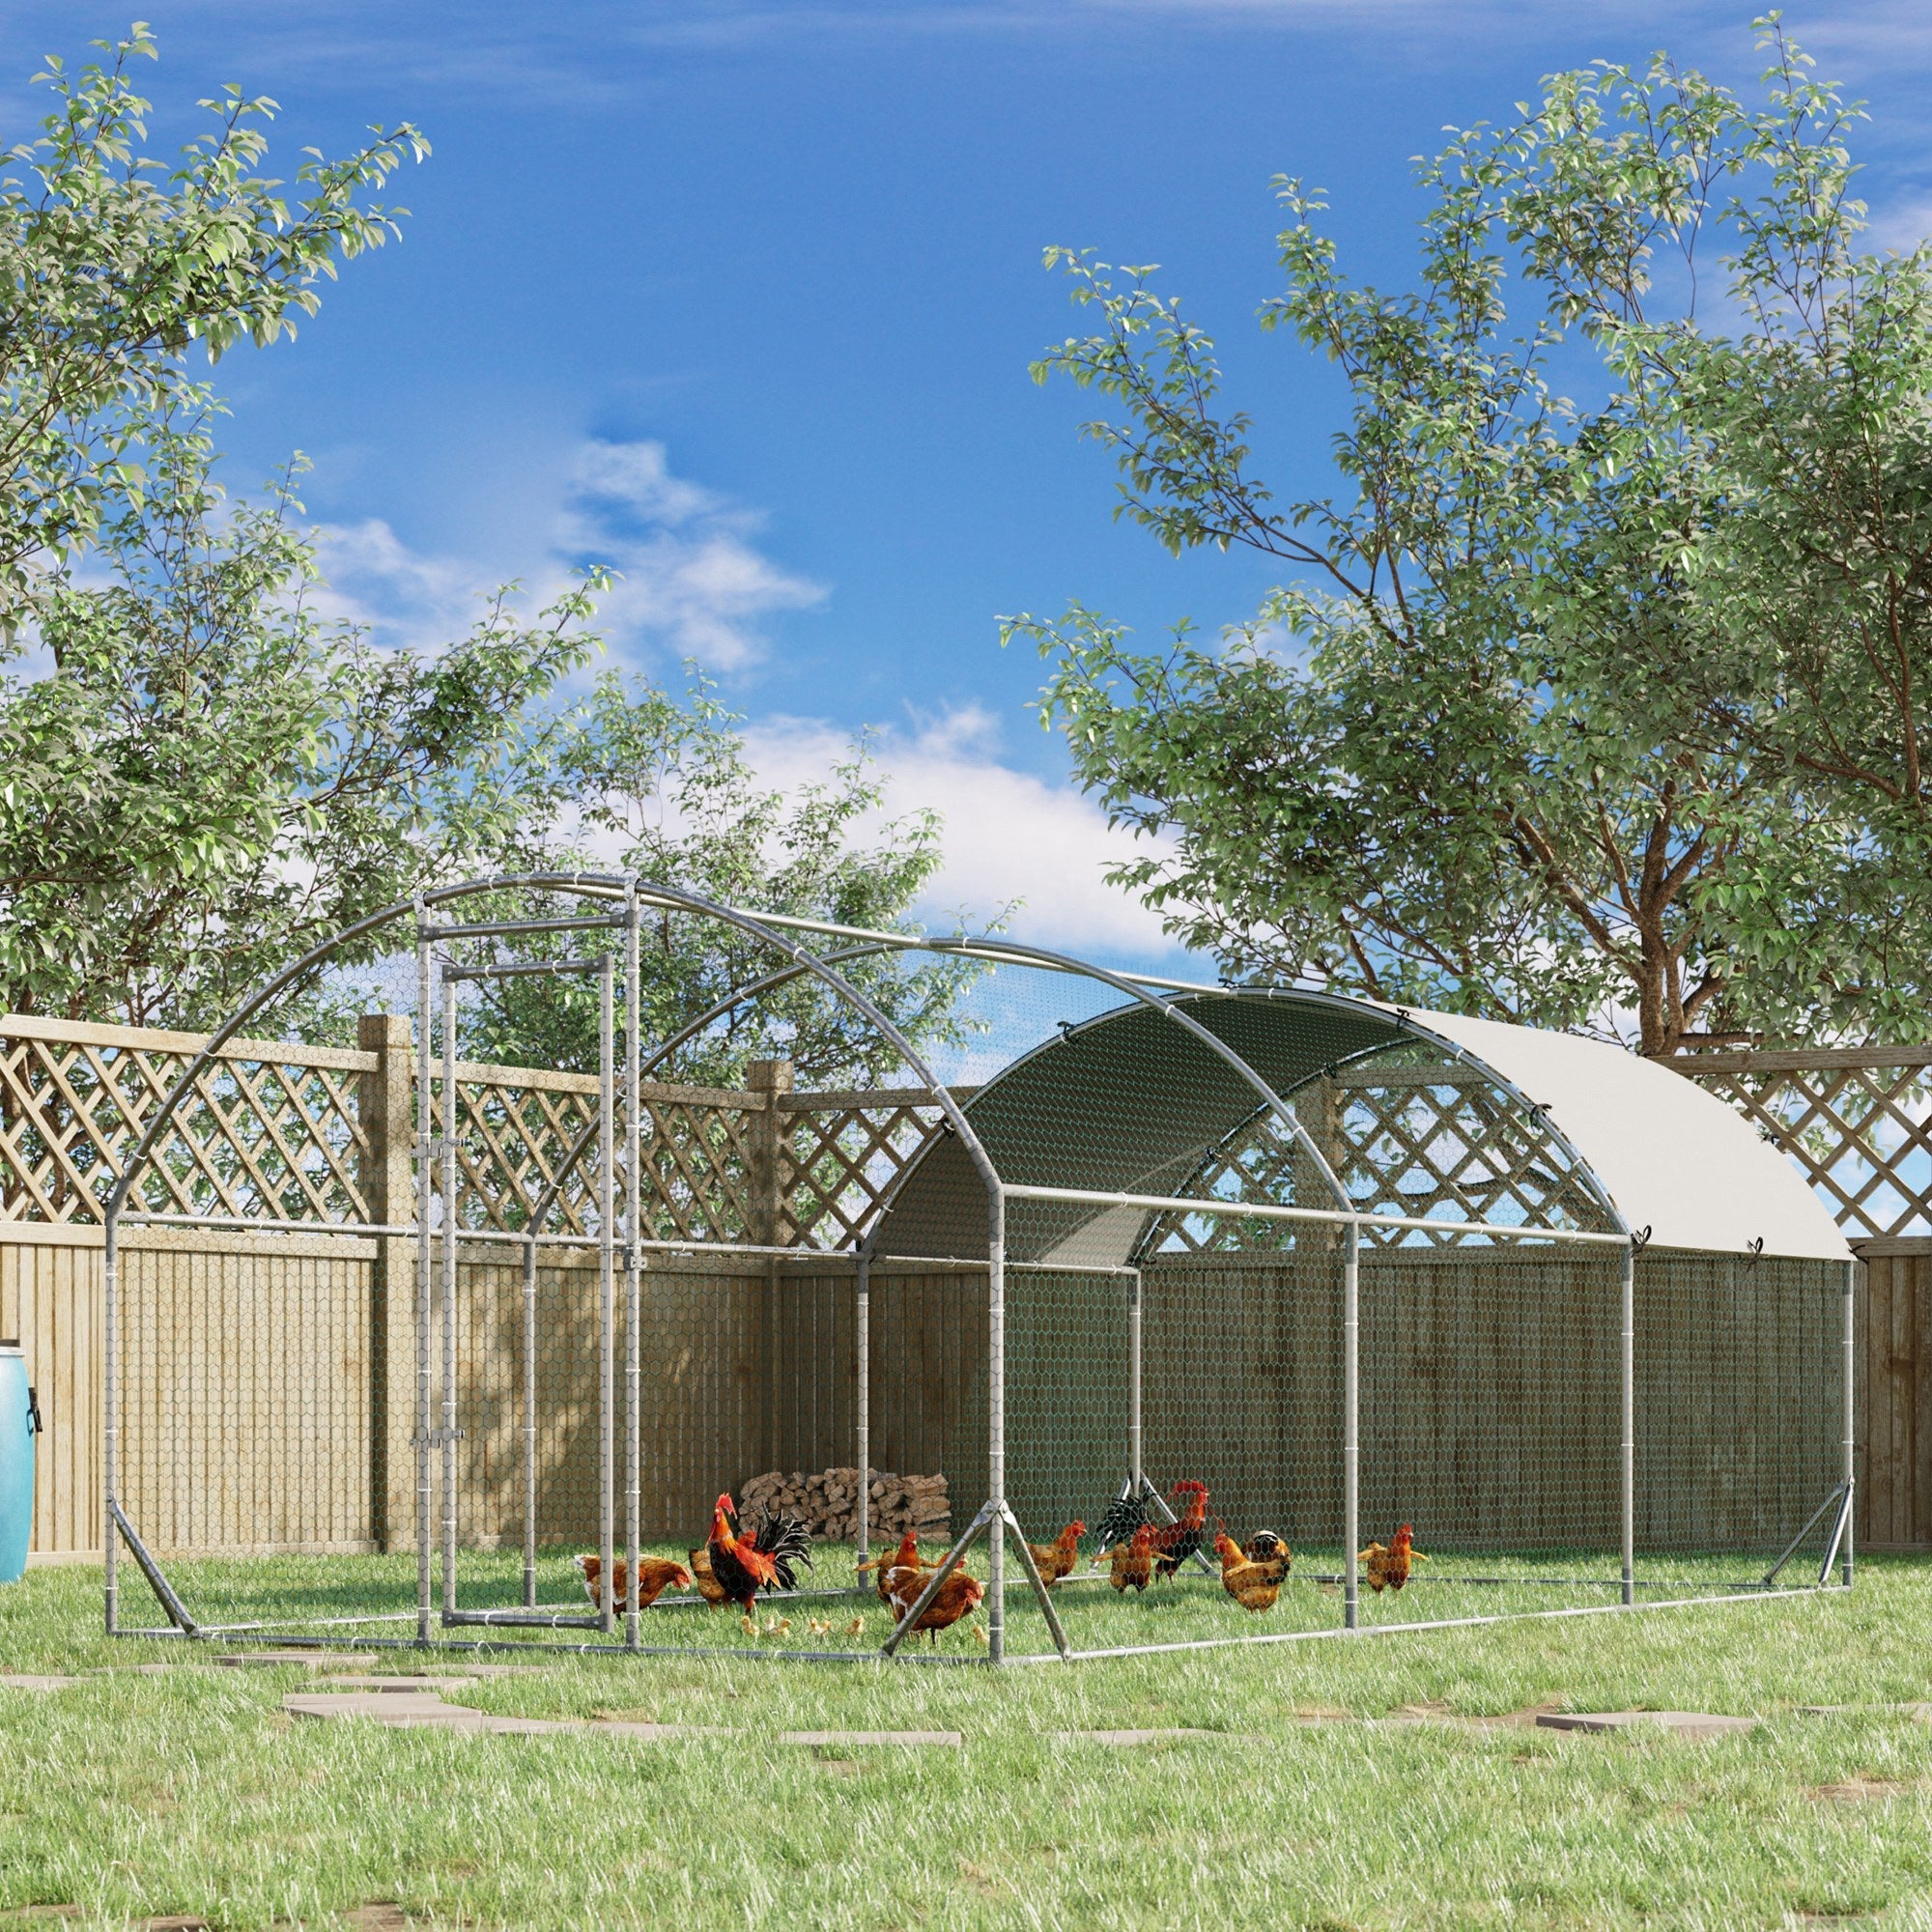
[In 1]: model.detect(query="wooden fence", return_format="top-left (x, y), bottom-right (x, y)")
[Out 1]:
top-left (5, 1011), bottom-right (1931, 1560)
top-left (0, 1010), bottom-right (947, 1560)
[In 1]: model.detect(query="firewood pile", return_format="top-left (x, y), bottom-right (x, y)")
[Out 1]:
top-left (738, 1465), bottom-right (950, 1543)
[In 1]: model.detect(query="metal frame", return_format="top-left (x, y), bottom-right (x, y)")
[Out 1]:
top-left (97, 871), bottom-right (1854, 1665)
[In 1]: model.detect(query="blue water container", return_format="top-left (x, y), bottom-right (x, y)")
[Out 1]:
top-left (0, 1342), bottom-right (38, 1583)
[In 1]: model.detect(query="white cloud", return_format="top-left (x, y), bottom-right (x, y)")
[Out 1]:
top-left (742, 703), bottom-right (1195, 967)
top-left (306, 438), bottom-right (825, 670)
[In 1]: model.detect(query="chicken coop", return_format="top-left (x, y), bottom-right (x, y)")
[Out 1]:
top-left (99, 874), bottom-right (1855, 1663)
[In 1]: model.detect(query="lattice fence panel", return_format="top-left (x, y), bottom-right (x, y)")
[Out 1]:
top-left (1673, 1050), bottom-right (1932, 1240)
top-left (778, 1091), bottom-right (952, 1249)
top-left (1147, 1063), bottom-right (1612, 1255)
top-left (0, 1021), bottom-right (370, 1226)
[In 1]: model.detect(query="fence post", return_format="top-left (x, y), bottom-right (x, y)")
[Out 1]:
top-left (747, 1060), bottom-right (793, 1478)
top-left (358, 1012), bottom-right (415, 1551)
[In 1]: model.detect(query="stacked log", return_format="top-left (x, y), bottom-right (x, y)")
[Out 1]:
top-left (737, 1466), bottom-right (950, 1543)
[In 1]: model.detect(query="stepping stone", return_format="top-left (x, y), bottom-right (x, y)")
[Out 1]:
top-left (1055, 1728), bottom-right (1240, 1746)
top-left (217, 1651), bottom-right (372, 1671)
top-left (0, 1675), bottom-right (75, 1692)
top-left (344, 1909), bottom-right (411, 1931)
top-left (315, 1676), bottom-right (480, 1693)
top-left (284, 1688), bottom-right (721, 1740)
top-left (1799, 1702), bottom-right (1932, 1721)
top-left (1536, 1710), bottom-right (1757, 1740)
top-left (781, 1729), bottom-right (962, 1748)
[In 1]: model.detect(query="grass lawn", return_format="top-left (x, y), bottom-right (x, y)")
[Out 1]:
top-left (4, 1552), bottom-right (1931, 1929)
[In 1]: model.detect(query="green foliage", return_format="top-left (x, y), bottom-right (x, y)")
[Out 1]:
top-left (462, 669), bottom-right (988, 1087)
top-left (0, 23), bottom-right (425, 624)
top-left (0, 415), bottom-right (599, 1027)
top-left (1018, 18), bottom-right (1932, 1054)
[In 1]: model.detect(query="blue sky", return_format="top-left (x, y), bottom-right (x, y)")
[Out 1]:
top-left (8, 1), bottom-right (1932, 969)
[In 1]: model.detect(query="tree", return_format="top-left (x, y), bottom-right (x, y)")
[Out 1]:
top-left (462, 668), bottom-right (988, 1089)
top-left (0, 24), bottom-right (424, 622)
top-left (2, 414), bottom-right (600, 1027)
top-left (1014, 19), bottom-right (1927, 1055)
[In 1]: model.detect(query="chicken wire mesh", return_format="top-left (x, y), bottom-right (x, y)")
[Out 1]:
top-left (99, 882), bottom-right (1854, 1659)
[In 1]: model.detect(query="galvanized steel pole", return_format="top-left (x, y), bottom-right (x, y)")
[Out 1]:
top-left (414, 901), bottom-right (433, 1644)
top-left (102, 1215), bottom-right (118, 1636)
top-left (440, 972), bottom-right (459, 1622)
top-left (1621, 1240), bottom-right (1635, 1607)
top-left (624, 888), bottom-right (642, 1651)
top-left (522, 1233), bottom-right (537, 1609)
top-left (1343, 1219), bottom-right (1360, 1633)
top-left (1128, 1267), bottom-right (1144, 1497)
top-left (855, 1253), bottom-right (870, 1563)
top-left (987, 1187), bottom-right (1007, 1663)
top-left (598, 951), bottom-right (615, 1637)
top-left (1843, 1257), bottom-right (1857, 1587)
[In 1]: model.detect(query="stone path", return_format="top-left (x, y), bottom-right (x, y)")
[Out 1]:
top-left (1536, 1710), bottom-right (1758, 1739)
top-left (285, 1685), bottom-right (961, 1746)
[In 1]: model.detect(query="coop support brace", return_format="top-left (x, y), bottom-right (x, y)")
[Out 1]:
top-left (987, 1187), bottom-right (1007, 1663)
top-left (624, 885), bottom-right (642, 1652)
top-left (414, 904), bottom-right (433, 1645)
top-left (855, 1254), bottom-right (870, 1563)
top-left (110, 1499), bottom-right (198, 1636)
top-left (440, 972), bottom-right (460, 1622)
top-left (1001, 1503), bottom-right (1070, 1659)
top-left (1838, 1256), bottom-right (1857, 1587)
top-left (1621, 1240), bottom-right (1635, 1608)
top-left (1343, 1218), bottom-right (1360, 1633)
top-left (522, 1234), bottom-right (537, 1610)
top-left (598, 950), bottom-right (616, 1637)
top-left (882, 1499), bottom-right (996, 1658)
top-left (1127, 1267), bottom-right (1143, 1498)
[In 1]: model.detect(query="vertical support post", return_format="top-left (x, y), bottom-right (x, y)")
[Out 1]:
top-left (855, 1253), bottom-right (870, 1562)
top-left (1127, 1267), bottom-right (1143, 1497)
top-left (440, 971), bottom-right (459, 1621)
top-left (1343, 1218), bottom-right (1359, 1633)
top-left (522, 1234), bottom-right (537, 1609)
top-left (623, 886), bottom-right (642, 1651)
top-left (597, 951), bottom-right (615, 1637)
top-left (987, 1187), bottom-right (1007, 1663)
top-left (1621, 1239), bottom-right (1636, 1607)
top-left (1842, 1256), bottom-right (1857, 1587)
top-left (746, 1059), bottom-right (794, 1479)
top-left (102, 1217), bottom-right (117, 1635)
top-left (357, 1012), bottom-right (415, 1552)
top-left (413, 902), bottom-right (433, 1645)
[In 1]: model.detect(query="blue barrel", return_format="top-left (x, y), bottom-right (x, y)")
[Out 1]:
top-left (0, 1343), bottom-right (38, 1583)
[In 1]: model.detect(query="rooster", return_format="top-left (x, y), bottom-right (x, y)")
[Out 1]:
top-left (1095, 1522), bottom-right (1156, 1594)
top-left (1211, 1529), bottom-right (1289, 1614)
top-left (704, 1492), bottom-right (813, 1620)
top-left (1150, 1479), bottom-right (1210, 1580)
top-left (573, 1553), bottom-right (691, 1612)
top-left (1023, 1520), bottom-right (1085, 1587)
top-left (1093, 1478), bottom-right (1210, 1580)
top-left (885, 1563), bottom-right (983, 1644)
top-left (1358, 1523), bottom-right (1427, 1594)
